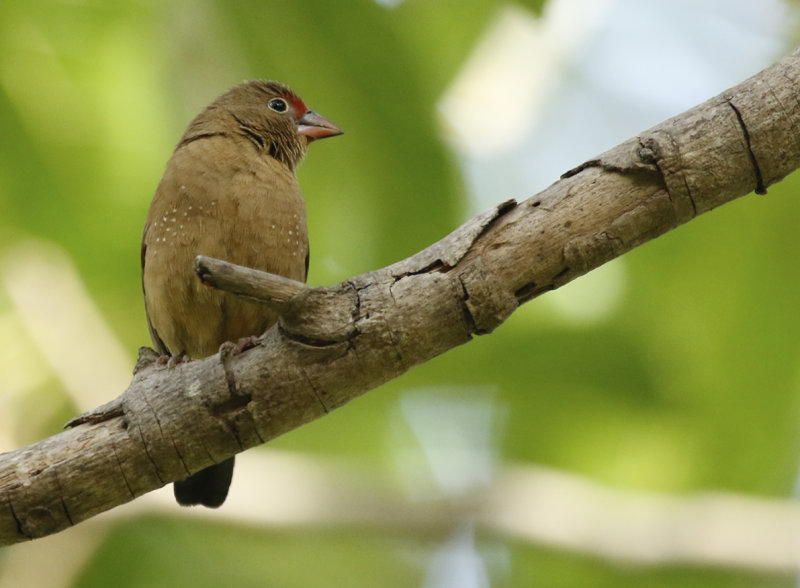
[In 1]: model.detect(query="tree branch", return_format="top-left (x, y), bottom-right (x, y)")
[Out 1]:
top-left (194, 255), bottom-right (308, 314)
top-left (3, 46), bottom-right (800, 546)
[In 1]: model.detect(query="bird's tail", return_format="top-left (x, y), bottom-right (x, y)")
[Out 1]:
top-left (174, 457), bottom-right (235, 508)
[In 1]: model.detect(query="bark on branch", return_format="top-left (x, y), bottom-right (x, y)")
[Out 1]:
top-left (3, 46), bottom-right (800, 546)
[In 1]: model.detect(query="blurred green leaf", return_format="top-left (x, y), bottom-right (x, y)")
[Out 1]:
top-left (74, 518), bottom-right (421, 588)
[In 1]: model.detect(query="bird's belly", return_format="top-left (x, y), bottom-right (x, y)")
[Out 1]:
top-left (144, 198), bottom-right (307, 358)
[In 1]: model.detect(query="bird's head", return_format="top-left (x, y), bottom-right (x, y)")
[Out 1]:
top-left (185, 80), bottom-right (342, 171)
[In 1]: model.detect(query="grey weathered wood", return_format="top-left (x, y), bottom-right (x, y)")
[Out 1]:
top-left (194, 255), bottom-right (308, 313)
top-left (3, 46), bottom-right (800, 546)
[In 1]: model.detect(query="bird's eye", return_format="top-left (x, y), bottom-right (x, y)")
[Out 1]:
top-left (268, 98), bottom-right (289, 113)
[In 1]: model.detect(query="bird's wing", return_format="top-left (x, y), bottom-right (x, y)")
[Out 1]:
top-left (141, 221), bottom-right (170, 356)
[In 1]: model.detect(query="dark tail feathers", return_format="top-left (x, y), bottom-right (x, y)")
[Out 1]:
top-left (174, 457), bottom-right (235, 508)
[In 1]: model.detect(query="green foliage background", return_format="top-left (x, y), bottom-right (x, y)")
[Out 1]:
top-left (1, 0), bottom-right (800, 586)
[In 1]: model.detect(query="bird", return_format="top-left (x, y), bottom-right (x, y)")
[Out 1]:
top-left (141, 80), bottom-right (342, 507)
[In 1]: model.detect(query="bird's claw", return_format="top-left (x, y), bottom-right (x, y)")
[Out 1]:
top-left (219, 336), bottom-right (261, 358)
top-left (154, 351), bottom-right (189, 368)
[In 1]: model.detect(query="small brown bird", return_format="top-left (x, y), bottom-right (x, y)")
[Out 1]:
top-left (142, 80), bottom-right (342, 507)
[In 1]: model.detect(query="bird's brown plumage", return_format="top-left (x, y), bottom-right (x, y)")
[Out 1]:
top-left (142, 80), bottom-right (341, 507)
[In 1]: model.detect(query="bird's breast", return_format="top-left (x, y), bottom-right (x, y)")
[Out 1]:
top-left (143, 137), bottom-right (309, 357)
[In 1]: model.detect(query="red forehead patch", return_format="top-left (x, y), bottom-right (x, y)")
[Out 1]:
top-left (283, 94), bottom-right (308, 115)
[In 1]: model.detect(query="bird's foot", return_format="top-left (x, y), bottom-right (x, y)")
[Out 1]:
top-left (234, 335), bottom-right (261, 354)
top-left (219, 336), bottom-right (261, 357)
top-left (155, 351), bottom-right (189, 368)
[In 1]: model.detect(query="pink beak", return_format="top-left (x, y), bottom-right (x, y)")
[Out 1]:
top-left (297, 110), bottom-right (343, 140)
